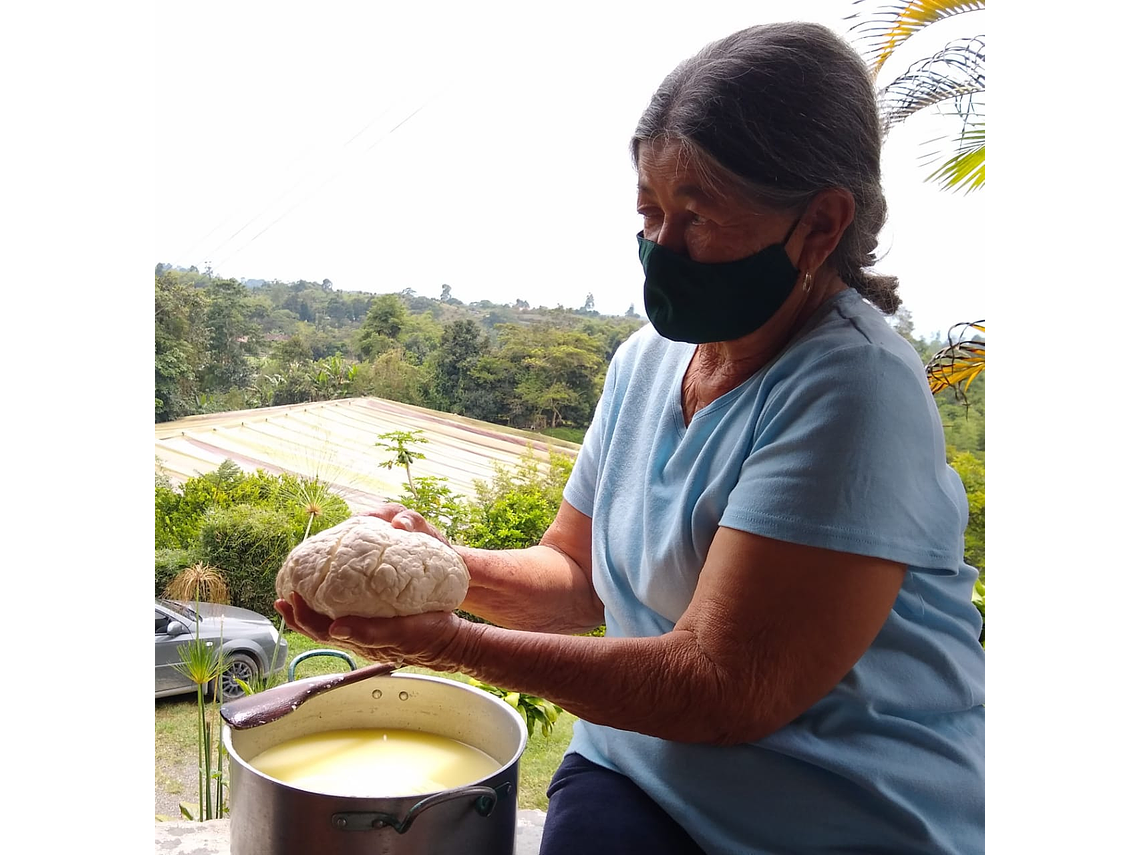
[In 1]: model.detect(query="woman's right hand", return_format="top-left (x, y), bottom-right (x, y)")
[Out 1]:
top-left (360, 504), bottom-right (451, 547)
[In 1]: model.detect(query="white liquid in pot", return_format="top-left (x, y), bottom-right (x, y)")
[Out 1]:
top-left (247, 728), bottom-right (501, 797)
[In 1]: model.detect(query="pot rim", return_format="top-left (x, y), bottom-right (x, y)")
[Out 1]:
top-left (222, 671), bottom-right (529, 801)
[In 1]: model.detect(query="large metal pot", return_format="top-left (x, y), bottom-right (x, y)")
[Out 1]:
top-left (223, 672), bottom-right (528, 855)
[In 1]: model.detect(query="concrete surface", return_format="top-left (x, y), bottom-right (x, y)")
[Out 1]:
top-left (155, 810), bottom-right (547, 853)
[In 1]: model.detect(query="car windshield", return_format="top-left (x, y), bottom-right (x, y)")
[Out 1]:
top-left (157, 599), bottom-right (199, 621)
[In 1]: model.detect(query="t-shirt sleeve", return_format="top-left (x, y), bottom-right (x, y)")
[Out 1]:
top-left (719, 343), bottom-right (968, 570)
top-left (562, 353), bottom-right (620, 519)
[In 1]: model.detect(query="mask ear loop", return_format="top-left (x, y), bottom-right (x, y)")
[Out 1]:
top-left (802, 271), bottom-right (813, 293)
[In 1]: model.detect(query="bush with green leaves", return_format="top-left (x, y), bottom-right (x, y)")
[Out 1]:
top-left (249, 470), bottom-right (352, 541)
top-left (948, 450), bottom-right (984, 581)
top-left (471, 680), bottom-right (564, 738)
top-left (396, 474), bottom-right (472, 543)
top-left (198, 505), bottom-right (298, 617)
top-left (156, 462), bottom-right (353, 614)
top-left (393, 447), bottom-right (573, 552)
top-left (389, 446), bottom-right (601, 637)
top-left (156, 548), bottom-right (201, 598)
top-left (156, 460), bottom-right (264, 550)
top-left (462, 449), bottom-right (573, 550)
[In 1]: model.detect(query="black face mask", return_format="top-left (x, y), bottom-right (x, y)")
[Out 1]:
top-left (638, 222), bottom-right (801, 344)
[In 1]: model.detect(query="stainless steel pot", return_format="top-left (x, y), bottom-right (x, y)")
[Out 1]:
top-left (223, 672), bottom-right (528, 855)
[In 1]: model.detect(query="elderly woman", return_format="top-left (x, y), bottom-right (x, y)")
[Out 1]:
top-left (279, 21), bottom-right (985, 855)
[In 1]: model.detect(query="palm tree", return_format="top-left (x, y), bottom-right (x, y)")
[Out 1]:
top-left (848, 0), bottom-right (985, 193)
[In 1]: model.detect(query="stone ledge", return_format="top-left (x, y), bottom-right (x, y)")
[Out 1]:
top-left (155, 810), bottom-right (547, 854)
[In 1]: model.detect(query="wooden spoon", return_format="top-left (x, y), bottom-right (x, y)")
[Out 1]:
top-left (220, 661), bottom-right (397, 730)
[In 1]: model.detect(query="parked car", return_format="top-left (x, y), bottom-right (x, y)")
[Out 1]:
top-left (155, 598), bottom-right (289, 701)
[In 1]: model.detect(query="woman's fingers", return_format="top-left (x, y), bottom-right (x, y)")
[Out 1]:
top-left (274, 598), bottom-right (292, 622)
top-left (293, 593), bottom-right (334, 637)
top-left (330, 612), bottom-right (431, 645)
top-left (273, 593), bottom-right (335, 642)
top-left (395, 511), bottom-right (449, 544)
top-left (274, 598), bottom-right (304, 635)
top-left (275, 597), bottom-right (395, 664)
top-left (327, 611), bottom-right (461, 668)
top-left (277, 591), bottom-right (463, 671)
top-left (362, 503), bottom-right (407, 523)
top-left (362, 504), bottom-right (450, 545)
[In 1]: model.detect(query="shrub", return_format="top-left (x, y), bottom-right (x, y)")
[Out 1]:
top-left (156, 461), bottom-right (263, 550)
top-left (250, 470), bottom-right (352, 540)
top-left (155, 475), bottom-right (189, 551)
top-left (198, 505), bottom-right (296, 618)
top-left (396, 475), bottom-right (471, 543)
top-left (156, 548), bottom-right (200, 598)
top-left (462, 448), bottom-right (572, 550)
top-left (949, 450), bottom-right (985, 580)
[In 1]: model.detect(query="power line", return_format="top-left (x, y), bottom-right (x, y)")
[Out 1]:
top-left (210, 96), bottom-right (437, 270)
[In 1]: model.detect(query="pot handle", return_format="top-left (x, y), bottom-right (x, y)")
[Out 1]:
top-left (331, 781), bottom-right (513, 834)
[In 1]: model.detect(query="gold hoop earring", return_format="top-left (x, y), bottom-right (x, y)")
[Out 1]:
top-left (802, 272), bottom-right (813, 294)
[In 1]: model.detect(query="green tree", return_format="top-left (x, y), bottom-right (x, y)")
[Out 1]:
top-left (199, 504), bottom-right (296, 617)
top-left (325, 292), bottom-right (349, 326)
top-left (395, 475), bottom-right (471, 542)
top-left (308, 354), bottom-right (358, 400)
top-left (850, 0), bottom-right (985, 193)
top-left (398, 311), bottom-right (443, 365)
top-left (155, 272), bottom-right (209, 421)
top-left (355, 348), bottom-right (428, 406)
top-left (429, 319), bottom-right (489, 412)
top-left (271, 332), bottom-right (316, 365)
top-left (157, 463), bottom-right (351, 615)
top-left (498, 326), bottom-right (607, 429)
top-left (462, 352), bottom-right (517, 424)
top-left (269, 361), bottom-right (316, 405)
top-left (357, 293), bottom-right (408, 359)
top-left (203, 278), bottom-right (259, 392)
top-left (244, 369), bottom-right (283, 408)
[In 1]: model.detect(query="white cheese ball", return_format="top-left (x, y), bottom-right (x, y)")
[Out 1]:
top-left (276, 515), bottom-right (469, 619)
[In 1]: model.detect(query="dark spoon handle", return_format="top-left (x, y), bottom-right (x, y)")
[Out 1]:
top-left (220, 661), bottom-right (397, 730)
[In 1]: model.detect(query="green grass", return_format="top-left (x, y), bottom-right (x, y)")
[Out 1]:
top-left (155, 629), bottom-right (574, 811)
top-left (537, 425), bottom-right (586, 444)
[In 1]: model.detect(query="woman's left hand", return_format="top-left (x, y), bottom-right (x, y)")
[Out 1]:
top-left (275, 593), bottom-right (473, 671)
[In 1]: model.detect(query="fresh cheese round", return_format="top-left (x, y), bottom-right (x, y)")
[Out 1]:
top-left (276, 515), bottom-right (469, 619)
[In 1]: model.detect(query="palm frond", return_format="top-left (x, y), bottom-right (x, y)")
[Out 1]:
top-left (926, 126), bottom-right (985, 193)
top-left (879, 36), bottom-right (985, 129)
top-left (926, 321), bottom-right (985, 406)
top-left (847, 0), bottom-right (986, 75)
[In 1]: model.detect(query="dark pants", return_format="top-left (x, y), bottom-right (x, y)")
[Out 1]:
top-left (539, 753), bottom-right (707, 855)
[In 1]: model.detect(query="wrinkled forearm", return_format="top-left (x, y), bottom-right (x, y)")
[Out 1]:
top-left (436, 620), bottom-right (784, 746)
top-left (314, 517), bottom-right (900, 748)
top-left (453, 544), bottom-right (604, 635)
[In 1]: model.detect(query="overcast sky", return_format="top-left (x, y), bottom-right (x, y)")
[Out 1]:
top-left (154, 0), bottom-right (984, 339)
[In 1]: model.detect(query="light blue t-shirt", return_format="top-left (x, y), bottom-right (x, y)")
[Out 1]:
top-left (561, 289), bottom-right (984, 855)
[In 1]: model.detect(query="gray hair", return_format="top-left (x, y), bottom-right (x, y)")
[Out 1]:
top-left (632, 22), bottom-right (900, 314)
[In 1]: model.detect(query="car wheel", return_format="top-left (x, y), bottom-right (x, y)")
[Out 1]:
top-left (215, 652), bottom-right (260, 702)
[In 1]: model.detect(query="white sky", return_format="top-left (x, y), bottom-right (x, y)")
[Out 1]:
top-left (154, 0), bottom-right (984, 340)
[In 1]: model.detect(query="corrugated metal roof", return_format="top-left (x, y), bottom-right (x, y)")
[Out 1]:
top-left (155, 397), bottom-right (580, 512)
